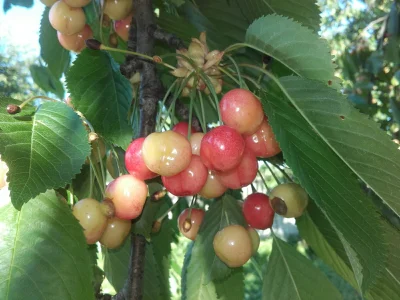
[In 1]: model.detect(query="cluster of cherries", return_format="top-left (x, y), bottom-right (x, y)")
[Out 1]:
top-left (42, 0), bottom-right (133, 52)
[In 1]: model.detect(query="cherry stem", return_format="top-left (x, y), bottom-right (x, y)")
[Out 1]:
top-left (250, 183), bottom-right (257, 194)
top-left (156, 197), bottom-right (182, 223)
top-left (257, 170), bottom-right (271, 193)
top-left (187, 79), bottom-right (197, 140)
top-left (88, 156), bottom-right (105, 196)
top-left (270, 161), bottom-right (293, 182)
top-left (250, 257), bottom-right (263, 281)
top-left (19, 95), bottom-right (58, 110)
top-left (95, 139), bottom-right (107, 194)
top-left (110, 146), bottom-right (123, 177)
top-left (264, 161), bottom-right (281, 185)
top-left (197, 91), bottom-right (207, 133)
top-left (225, 55), bottom-right (246, 89)
top-left (156, 79), bottom-right (179, 131)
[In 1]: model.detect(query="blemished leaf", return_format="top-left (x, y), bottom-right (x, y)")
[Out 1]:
top-left (262, 236), bottom-right (342, 300)
top-left (0, 190), bottom-right (94, 300)
top-left (188, 195), bottom-right (246, 282)
top-left (245, 15), bottom-right (339, 88)
top-left (261, 87), bottom-right (386, 291)
top-left (29, 65), bottom-right (65, 99)
top-left (66, 49), bottom-right (133, 149)
top-left (39, 7), bottom-right (71, 78)
top-left (182, 242), bottom-right (244, 300)
top-left (0, 97), bottom-right (90, 209)
top-left (297, 213), bottom-right (359, 291)
top-left (277, 76), bottom-right (400, 218)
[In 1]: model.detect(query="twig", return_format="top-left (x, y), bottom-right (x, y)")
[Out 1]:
top-left (148, 24), bottom-right (185, 50)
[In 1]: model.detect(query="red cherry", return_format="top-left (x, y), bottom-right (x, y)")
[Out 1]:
top-left (114, 14), bottom-right (132, 41)
top-left (216, 148), bottom-right (258, 189)
top-left (105, 175), bottom-right (148, 220)
top-left (220, 89), bottom-right (264, 135)
top-left (125, 137), bottom-right (158, 180)
top-left (178, 208), bottom-right (205, 240)
top-left (162, 155), bottom-right (208, 196)
top-left (57, 24), bottom-right (93, 53)
top-left (200, 125), bottom-right (245, 172)
top-left (172, 121), bottom-right (197, 138)
top-left (242, 193), bottom-right (274, 229)
top-left (244, 117), bottom-right (281, 158)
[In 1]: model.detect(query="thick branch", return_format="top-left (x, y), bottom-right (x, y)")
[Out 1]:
top-left (148, 24), bottom-right (185, 50)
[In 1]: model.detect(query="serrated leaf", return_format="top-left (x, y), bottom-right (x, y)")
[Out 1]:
top-left (0, 98), bottom-right (90, 209)
top-left (261, 87), bottom-right (386, 291)
top-left (39, 7), bottom-right (71, 78)
top-left (245, 15), bottom-right (339, 87)
top-left (262, 236), bottom-right (342, 300)
top-left (29, 65), bottom-right (65, 99)
top-left (0, 190), bottom-right (94, 300)
top-left (277, 76), bottom-right (400, 218)
top-left (66, 49), bottom-right (133, 149)
top-left (189, 195), bottom-right (246, 282)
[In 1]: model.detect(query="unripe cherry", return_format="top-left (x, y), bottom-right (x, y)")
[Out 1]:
top-left (114, 14), bottom-right (133, 41)
top-left (72, 198), bottom-right (109, 244)
top-left (189, 132), bottom-right (204, 155)
top-left (247, 227), bottom-right (260, 255)
top-left (57, 24), bottom-right (93, 52)
top-left (103, 0), bottom-right (133, 20)
top-left (178, 208), bottom-right (205, 240)
top-left (199, 170), bottom-right (227, 199)
top-left (100, 217), bottom-right (131, 249)
top-left (216, 148), bottom-right (258, 189)
top-left (172, 121), bottom-right (197, 138)
top-left (105, 175), bottom-right (148, 220)
top-left (220, 89), bottom-right (264, 135)
top-left (244, 117), bottom-right (281, 158)
top-left (243, 193), bottom-right (274, 229)
top-left (49, 1), bottom-right (86, 35)
top-left (125, 137), bottom-right (158, 180)
top-left (270, 183), bottom-right (309, 218)
top-left (200, 125), bottom-right (245, 172)
top-left (162, 155), bottom-right (208, 196)
top-left (64, 0), bottom-right (91, 7)
top-left (142, 131), bottom-right (192, 177)
top-left (213, 224), bottom-right (252, 267)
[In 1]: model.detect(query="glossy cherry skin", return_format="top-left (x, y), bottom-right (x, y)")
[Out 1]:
top-left (105, 175), bottom-right (148, 220)
top-left (0, 158), bottom-right (8, 189)
top-left (57, 24), bottom-right (93, 52)
top-left (49, 1), bottom-right (86, 35)
top-left (189, 132), bottom-right (204, 155)
top-left (219, 89), bottom-right (264, 135)
top-left (100, 217), bottom-right (131, 249)
top-left (270, 183), bottom-right (309, 218)
top-left (64, 0), bottom-right (91, 7)
top-left (162, 155), bottom-right (208, 196)
top-left (103, 0), bottom-right (133, 20)
top-left (244, 117), bottom-right (281, 158)
top-left (178, 208), bottom-right (205, 240)
top-left (125, 137), bottom-right (158, 180)
top-left (72, 198), bottom-right (108, 244)
top-left (172, 121), bottom-right (198, 138)
top-left (247, 227), bottom-right (260, 255)
top-left (142, 131), bottom-right (192, 177)
top-left (200, 125), bottom-right (245, 172)
top-left (114, 14), bottom-right (133, 41)
top-left (199, 170), bottom-right (227, 199)
top-left (213, 224), bottom-right (252, 267)
top-left (216, 148), bottom-right (258, 189)
top-left (243, 193), bottom-right (275, 229)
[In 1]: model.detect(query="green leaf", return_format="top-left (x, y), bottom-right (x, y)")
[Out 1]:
top-left (103, 238), bottom-right (130, 292)
top-left (143, 244), bottom-right (163, 300)
top-left (0, 190), bottom-right (94, 300)
top-left (384, 3), bottom-right (400, 64)
top-left (189, 195), bottom-right (246, 282)
top-left (29, 65), bottom-right (65, 99)
top-left (263, 236), bottom-right (342, 300)
top-left (157, 11), bottom-right (199, 45)
top-left (39, 7), bottom-right (71, 78)
top-left (277, 76), bottom-right (400, 218)
top-left (66, 49), bottom-right (133, 149)
top-left (0, 98), bottom-right (90, 209)
top-left (245, 15), bottom-right (339, 87)
top-left (261, 87), bottom-right (386, 291)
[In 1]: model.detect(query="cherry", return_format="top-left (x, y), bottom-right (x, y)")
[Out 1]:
top-left (72, 198), bottom-right (109, 244)
top-left (49, 1), bottom-right (86, 35)
top-left (172, 121), bottom-right (197, 138)
top-left (142, 130), bottom-right (192, 177)
top-left (86, 137), bottom-right (106, 164)
top-left (270, 183), bottom-right (309, 218)
top-left (103, 0), bottom-right (133, 20)
top-left (189, 132), bottom-right (204, 155)
top-left (40, 0), bottom-right (57, 6)
top-left (105, 175), bottom-right (148, 220)
top-left (216, 148), bottom-right (258, 189)
top-left (63, 0), bottom-right (91, 7)
top-left (200, 125), bottom-right (245, 172)
top-left (162, 155), bottom-right (207, 196)
top-left (199, 170), bottom-right (227, 199)
top-left (0, 158), bottom-right (8, 189)
top-left (57, 24), bottom-right (93, 53)
top-left (99, 217), bottom-right (131, 249)
top-left (178, 208), bottom-right (205, 240)
top-left (242, 193), bottom-right (274, 229)
top-left (114, 14), bottom-right (133, 41)
top-left (219, 89), bottom-right (264, 135)
top-left (244, 117), bottom-right (281, 158)
top-left (213, 224), bottom-right (252, 267)
top-left (247, 227), bottom-right (260, 255)
top-left (125, 137), bottom-right (158, 180)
